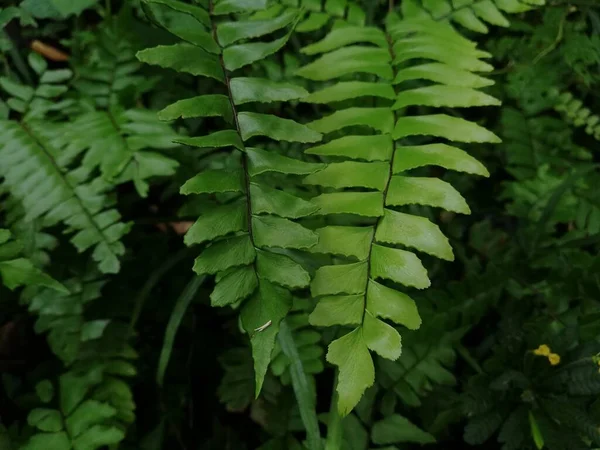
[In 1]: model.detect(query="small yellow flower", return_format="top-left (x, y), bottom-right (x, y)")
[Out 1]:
top-left (533, 344), bottom-right (551, 357)
top-left (548, 353), bottom-right (561, 366)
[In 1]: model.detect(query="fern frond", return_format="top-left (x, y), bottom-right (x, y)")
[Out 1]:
top-left (297, 16), bottom-right (499, 414)
top-left (271, 298), bottom-right (324, 385)
top-left (137, 0), bottom-right (324, 394)
top-left (21, 347), bottom-right (136, 450)
top-left (59, 109), bottom-right (180, 197)
top-left (401, 0), bottom-right (546, 34)
top-left (271, 0), bottom-right (365, 33)
top-left (0, 228), bottom-right (65, 292)
top-left (19, 273), bottom-right (136, 450)
top-left (0, 120), bottom-right (131, 274)
top-left (551, 89), bottom-right (600, 141)
top-left (0, 55), bottom-right (131, 274)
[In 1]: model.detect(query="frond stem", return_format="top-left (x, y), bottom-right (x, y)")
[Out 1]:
top-left (209, 0), bottom-right (255, 246)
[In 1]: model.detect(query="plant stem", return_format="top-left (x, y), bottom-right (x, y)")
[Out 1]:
top-left (278, 321), bottom-right (323, 450)
top-left (324, 374), bottom-right (343, 450)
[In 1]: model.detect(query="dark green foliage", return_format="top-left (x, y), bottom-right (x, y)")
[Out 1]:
top-left (2, 0), bottom-right (600, 450)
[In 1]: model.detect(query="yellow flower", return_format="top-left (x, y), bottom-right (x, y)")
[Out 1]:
top-left (533, 344), bottom-right (551, 356)
top-left (548, 353), bottom-right (561, 366)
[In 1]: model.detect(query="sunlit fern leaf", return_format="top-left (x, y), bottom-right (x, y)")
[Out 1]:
top-left (0, 228), bottom-right (66, 292)
top-left (137, 0), bottom-right (323, 396)
top-left (297, 15), bottom-right (499, 415)
top-left (401, 0), bottom-right (546, 34)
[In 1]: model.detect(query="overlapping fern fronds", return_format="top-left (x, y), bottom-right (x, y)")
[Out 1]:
top-left (296, 15), bottom-right (500, 414)
top-left (0, 55), bottom-right (131, 274)
top-left (137, 0), bottom-right (325, 395)
top-left (401, 0), bottom-right (546, 33)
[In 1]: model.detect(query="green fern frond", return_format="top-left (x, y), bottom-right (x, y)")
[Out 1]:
top-left (21, 349), bottom-right (136, 450)
top-left (297, 15), bottom-right (499, 415)
top-left (137, 0), bottom-right (324, 395)
top-left (0, 120), bottom-right (131, 274)
top-left (271, 0), bottom-right (365, 33)
top-left (401, 0), bottom-right (546, 34)
top-left (551, 89), bottom-right (600, 141)
top-left (271, 298), bottom-right (324, 385)
top-left (0, 228), bottom-right (65, 292)
top-left (59, 109), bottom-right (180, 197)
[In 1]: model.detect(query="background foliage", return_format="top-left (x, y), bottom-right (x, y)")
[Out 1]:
top-left (1, 0), bottom-right (599, 449)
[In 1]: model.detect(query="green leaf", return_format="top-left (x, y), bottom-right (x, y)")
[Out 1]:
top-left (180, 169), bottom-right (243, 194)
top-left (366, 279), bottom-right (421, 330)
top-left (158, 95), bottom-right (232, 122)
top-left (304, 161), bottom-right (389, 190)
top-left (51, 0), bottom-right (97, 17)
top-left (136, 44), bottom-right (224, 82)
top-left (241, 279), bottom-right (292, 395)
top-left (184, 202), bottom-right (247, 246)
top-left (296, 46), bottom-right (393, 81)
top-left (21, 433), bottom-right (70, 450)
top-left (72, 425), bottom-right (125, 450)
top-left (217, 9), bottom-right (298, 46)
top-left (306, 135), bottom-right (393, 161)
top-left (528, 411), bottom-right (545, 450)
top-left (386, 176), bottom-right (470, 214)
top-left (252, 215), bottom-right (318, 249)
top-left (211, 265), bottom-right (258, 307)
top-left (175, 130), bottom-right (243, 149)
top-left (0, 259), bottom-right (68, 292)
top-left (213, 0), bottom-right (267, 15)
top-left (145, 4), bottom-right (219, 53)
top-left (66, 400), bottom-right (116, 437)
top-left (308, 107), bottom-right (394, 134)
top-left (393, 143), bottom-right (489, 176)
top-left (27, 408), bottom-right (63, 432)
top-left (309, 295), bottom-right (363, 327)
top-left (0, 77), bottom-right (34, 101)
top-left (35, 380), bottom-right (54, 403)
top-left (305, 81), bottom-right (396, 104)
top-left (375, 209), bottom-right (453, 260)
top-left (250, 183), bottom-right (319, 218)
top-left (143, 0), bottom-right (210, 27)
top-left (362, 311), bottom-right (401, 360)
top-left (247, 147), bottom-right (324, 176)
top-left (473, 1), bottom-right (510, 27)
top-left (256, 249), bottom-right (310, 289)
top-left (393, 39), bottom-right (493, 72)
top-left (393, 114), bottom-right (500, 143)
top-left (310, 226), bottom-right (374, 260)
top-left (301, 26), bottom-right (387, 55)
top-left (312, 192), bottom-right (384, 217)
top-left (193, 235), bottom-right (255, 275)
top-left (224, 34), bottom-right (291, 71)
top-left (393, 63), bottom-right (493, 88)
top-left (393, 85), bottom-right (500, 109)
top-left (370, 244), bottom-right (430, 289)
top-left (327, 329), bottom-right (375, 416)
top-left (230, 77), bottom-right (308, 105)
top-left (238, 112), bottom-right (322, 143)
top-left (372, 414), bottom-right (436, 445)
top-left (311, 262), bottom-right (368, 297)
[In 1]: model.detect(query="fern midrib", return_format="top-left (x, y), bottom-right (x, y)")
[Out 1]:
top-left (208, 0), bottom-right (255, 247)
top-left (19, 122), bottom-right (120, 262)
top-left (359, 32), bottom-right (402, 326)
